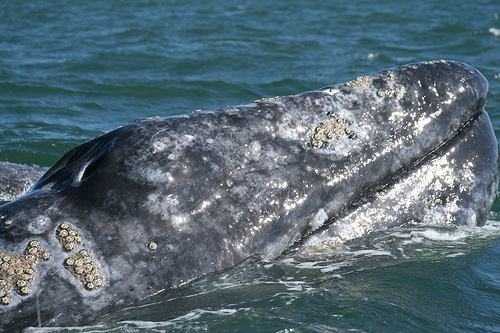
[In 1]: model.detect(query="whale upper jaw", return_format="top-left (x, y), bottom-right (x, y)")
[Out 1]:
top-left (0, 60), bottom-right (496, 331)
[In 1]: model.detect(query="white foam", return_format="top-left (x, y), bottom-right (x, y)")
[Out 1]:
top-left (292, 260), bottom-right (341, 272)
top-left (169, 308), bottom-right (238, 321)
top-left (281, 280), bottom-right (306, 292)
top-left (413, 229), bottom-right (468, 242)
top-left (352, 249), bottom-right (394, 257)
top-left (489, 27), bottom-right (500, 36)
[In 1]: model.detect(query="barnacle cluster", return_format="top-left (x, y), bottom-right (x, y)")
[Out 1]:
top-left (0, 241), bottom-right (51, 305)
top-left (133, 115), bottom-right (161, 123)
top-left (253, 96), bottom-right (283, 103)
top-left (64, 250), bottom-right (103, 291)
top-left (345, 72), bottom-right (406, 101)
top-left (376, 73), bottom-right (406, 100)
top-left (426, 59), bottom-right (447, 64)
top-left (377, 73), bottom-right (395, 98)
top-left (310, 117), bottom-right (352, 149)
top-left (56, 223), bottom-right (104, 291)
top-left (56, 223), bottom-right (83, 252)
top-left (345, 75), bottom-right (373, 89)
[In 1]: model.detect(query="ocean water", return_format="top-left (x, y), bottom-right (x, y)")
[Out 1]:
top-left (2, 0), bottom-right (500, 332)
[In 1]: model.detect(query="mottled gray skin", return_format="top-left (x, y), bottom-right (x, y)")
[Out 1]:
top-left (0, 163), bottom-right (46, 203)
top-left (0, 61), bottom-right (495, 331)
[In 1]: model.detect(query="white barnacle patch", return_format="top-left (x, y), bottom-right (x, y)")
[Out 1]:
top-left (0, 241), bottom-right (51, 305)
top-left (53, 224), bottom-right (106, 291)
top-left (253, 96), bottom-right (283, 103)
top-left (374, 72), bottom-right (406, 101)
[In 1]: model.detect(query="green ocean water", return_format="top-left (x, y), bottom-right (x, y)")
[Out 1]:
top-left (2, 0), bottom-right (500, 332)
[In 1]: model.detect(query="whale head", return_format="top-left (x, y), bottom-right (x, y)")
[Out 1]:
top-left (0, 60), bottom-right (496, 331)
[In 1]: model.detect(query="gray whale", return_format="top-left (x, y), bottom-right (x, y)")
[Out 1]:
top-left (0, 60), bottom-right (497, 331)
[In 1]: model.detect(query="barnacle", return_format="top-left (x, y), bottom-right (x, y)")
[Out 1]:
top-left (147, 241), bottom-right (158, 251)
top-left (0, 241), bottom-right (51, 305)
top-left (3, 219), bottom-right (13, 228)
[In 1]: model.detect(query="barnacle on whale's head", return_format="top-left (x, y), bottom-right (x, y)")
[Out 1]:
top-left (0, 241), bottom-right (51, 305)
